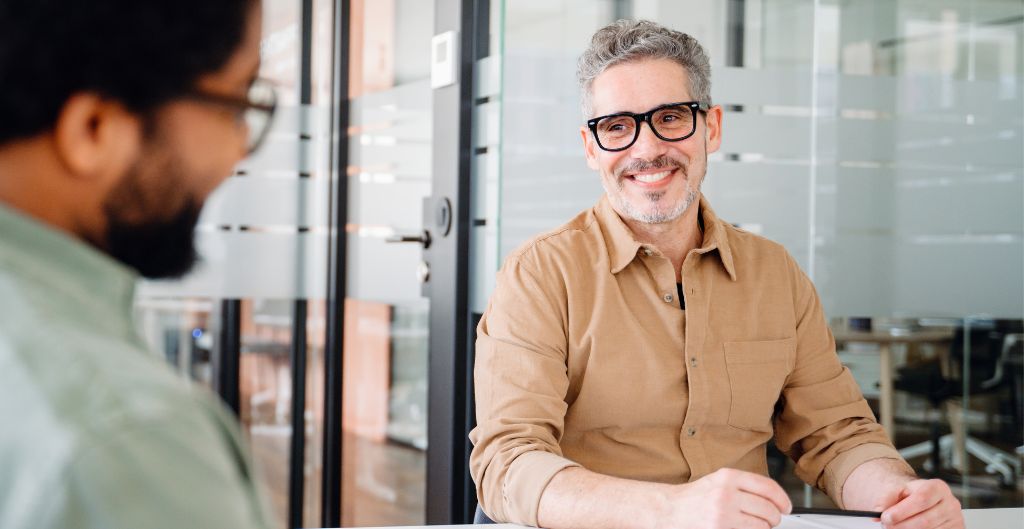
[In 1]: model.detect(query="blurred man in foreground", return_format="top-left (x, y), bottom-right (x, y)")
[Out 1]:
top-left (0, 1), bottom-right (277, 527)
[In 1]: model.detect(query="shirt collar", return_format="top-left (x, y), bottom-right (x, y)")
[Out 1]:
top-left (0, 203), bottom-right (139, 335)
top-left (596, 193), bottom-right (738, 281)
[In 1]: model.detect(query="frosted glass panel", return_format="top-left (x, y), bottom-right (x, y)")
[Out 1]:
top-left (345, 80), bottom-right (432, 302)
top-left (201, 177), bottom-right (330, 228)
top-left (494, 0), bottom-right (1023, 320)
top-left (138, 230), bottom-right (328, 299)
top-left (815, 1), bottom-right (1024, 318)
top-left (715, 67), bottom-right (814, 106)
top-left (498, 50), bottom-right (602, 258)
top-left (470, 55), bottom-right (502, 314)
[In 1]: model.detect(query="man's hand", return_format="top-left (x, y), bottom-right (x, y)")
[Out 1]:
top-left (538, 466), bottom-right (791, 529)
top-left (878, 479), bottom-right (963, 529)
top-left (843, 458), bottom-right (963, 529)
top-left (655, 468), bottom-right (792, 529)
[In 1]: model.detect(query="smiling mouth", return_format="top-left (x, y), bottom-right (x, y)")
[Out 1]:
top-left (630, 170), bottom-right (672, 184)
top-left (623, 167), bottom-right (681, 188)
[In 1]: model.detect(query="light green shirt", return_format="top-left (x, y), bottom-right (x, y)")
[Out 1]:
top-left (0, 204), bottom-right (274, 529)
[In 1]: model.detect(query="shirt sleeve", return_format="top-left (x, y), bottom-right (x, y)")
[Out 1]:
top-left (773, 253), bottom-right (910, 507)
top-left (469, 253), bottom-right (581, 526)
top-left (44, 409), bottom-right (275, 529)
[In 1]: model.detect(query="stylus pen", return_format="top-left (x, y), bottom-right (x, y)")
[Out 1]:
top-left (790, 507), bottom-right (883, 518)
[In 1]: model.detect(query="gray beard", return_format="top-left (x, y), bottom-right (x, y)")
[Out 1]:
top-left (608, 179), bottom-right (700, 225)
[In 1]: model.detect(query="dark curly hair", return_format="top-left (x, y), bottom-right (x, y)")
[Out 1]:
top-left (0, 0), bottom-right (257, 145)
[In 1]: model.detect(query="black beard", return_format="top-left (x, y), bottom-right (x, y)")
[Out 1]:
top-left (104, 198), bottom-right (203, 279)
top-left (99, 121), bottom-right (207, 280)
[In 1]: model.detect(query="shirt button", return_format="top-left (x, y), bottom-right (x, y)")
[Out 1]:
top-left (687, 427), bottom-right (697, 437)
top-left (689, 357), bottom-right (698, 367)
top-left (663, 293), bottom-right (674, 303)
top-left (642, 248), bottom-right (653, 257)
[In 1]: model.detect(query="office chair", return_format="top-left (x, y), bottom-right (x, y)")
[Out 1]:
top-left (473, 504), bottom-right (496, 524)
top-left (895, 325), bottom-right (1022, 488)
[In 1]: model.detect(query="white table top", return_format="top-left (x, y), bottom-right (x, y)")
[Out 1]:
top-left (329, 508), bottom-right (1022, 529)
top-left (963, 507), bottom-right (1023, 528)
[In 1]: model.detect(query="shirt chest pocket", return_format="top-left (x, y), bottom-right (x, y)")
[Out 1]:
top-left (723, 338), bottom-right (796, 432)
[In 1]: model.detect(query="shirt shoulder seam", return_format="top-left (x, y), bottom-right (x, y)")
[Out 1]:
top-left (503, 210), bottom-right (599, 269)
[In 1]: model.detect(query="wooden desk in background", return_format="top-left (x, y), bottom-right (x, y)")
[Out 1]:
top-left (832, 328), bottom-right (955, 440)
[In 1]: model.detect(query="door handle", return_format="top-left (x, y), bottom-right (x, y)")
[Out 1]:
top-left (385, 230), bottom-right (432, 249)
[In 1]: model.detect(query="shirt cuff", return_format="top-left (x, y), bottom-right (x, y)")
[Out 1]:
top-left (504, 450), bottom-right (580, 526)
top-left (822, 442), bottom-right (906, 508)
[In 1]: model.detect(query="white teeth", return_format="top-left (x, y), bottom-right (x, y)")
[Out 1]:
top-left (633, 170), bottom-right (671, 183)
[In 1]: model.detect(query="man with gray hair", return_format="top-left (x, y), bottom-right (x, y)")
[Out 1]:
top-left (470, 19), bottom-right (962, 529)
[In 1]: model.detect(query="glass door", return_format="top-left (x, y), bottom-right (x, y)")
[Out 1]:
top-left (340, 0), bottom-right (435, 525)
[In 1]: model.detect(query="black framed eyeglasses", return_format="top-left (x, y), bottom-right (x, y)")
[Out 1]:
top-left (185, 77), bottom-right (278, 154)
top-left (587, 100), bottom-right (710, 152)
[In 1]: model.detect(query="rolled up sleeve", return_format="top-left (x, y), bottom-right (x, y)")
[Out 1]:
top-left (469, 254), bottom-right (580, 526)
top-left (773, 254), bottom-right (904, 506)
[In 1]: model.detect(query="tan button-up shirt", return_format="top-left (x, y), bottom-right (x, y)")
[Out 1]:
top-left (470, 194), bottom-right (904, 526)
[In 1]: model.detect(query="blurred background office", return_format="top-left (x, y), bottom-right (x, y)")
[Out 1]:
top-left (127, 0), bottom-right (1022, 527)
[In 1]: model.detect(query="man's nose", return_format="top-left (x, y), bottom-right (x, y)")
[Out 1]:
top-left (629, 121), bottom-right (669, 158)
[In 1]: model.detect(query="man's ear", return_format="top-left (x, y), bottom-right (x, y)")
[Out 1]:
top-left (53, 93), bottom-right (142, 182)
top-left (703, 105), bottom-right (723, 154)
top-left (581, 126), bottom-right (600, 170)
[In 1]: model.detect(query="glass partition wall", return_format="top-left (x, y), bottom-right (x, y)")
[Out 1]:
top-left (481, 0), bottom-right (1023, 510)
top-left (135, 0), bottom-right (477, 526)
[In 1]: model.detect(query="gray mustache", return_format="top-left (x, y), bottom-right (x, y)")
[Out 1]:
top-left (617, 156), bottom-right (683, 176)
